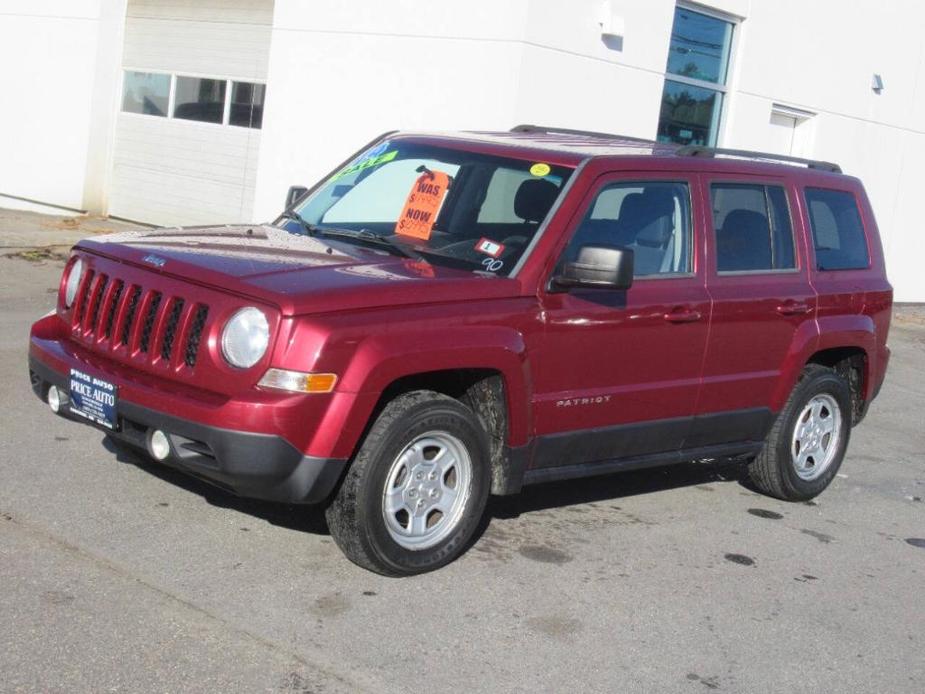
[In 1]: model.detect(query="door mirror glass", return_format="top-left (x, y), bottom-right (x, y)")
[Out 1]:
top-left (554, 245), bottom-right (634, 290)
top-left (285, 185), bottom-right (309, 210)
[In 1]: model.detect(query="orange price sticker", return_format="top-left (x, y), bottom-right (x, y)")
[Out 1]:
top-left (395, 170), bottom-right (450, 240)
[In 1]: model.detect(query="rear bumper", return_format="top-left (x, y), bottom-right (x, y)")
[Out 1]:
top-left (29, 353), bottom-right (347, 505)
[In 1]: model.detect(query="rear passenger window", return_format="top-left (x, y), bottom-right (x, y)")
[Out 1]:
top-left (711, 183), bottom-right (795, 272)
top-left (804, 188), bottom-right (869, 270)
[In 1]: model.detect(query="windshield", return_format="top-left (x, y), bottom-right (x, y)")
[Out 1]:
top-left (283, 140), bottom-right (574, 277)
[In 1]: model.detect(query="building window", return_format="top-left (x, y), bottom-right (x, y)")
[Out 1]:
top-left (658, 6), bottom-right (735, 147)
top-left (121, 71), bottom-right (265, 129)
top-left (121, 72), bottom-right (170, 117)
top-left (229, 82), bottom-right (265, 129)
top-left (173, 77), bottom-right (227, 124)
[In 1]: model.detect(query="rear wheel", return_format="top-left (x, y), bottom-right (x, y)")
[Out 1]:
top-left (325, 390), bottom-right (491, 576)
top-left (749, 364), bottom-right (852, 501)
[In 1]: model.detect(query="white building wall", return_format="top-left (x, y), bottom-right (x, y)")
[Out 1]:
top-left (253, 0), bottom-right (531, 220)
top-left (256, 0), bottom-right (925, 300)
top-left (0, 1), bottom-right (109, 212)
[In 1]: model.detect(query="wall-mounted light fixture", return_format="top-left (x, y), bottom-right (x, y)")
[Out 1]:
top-left (871, 73), bottom-right (884, 94)
top-left (599, 0), bottom-right (625, 50)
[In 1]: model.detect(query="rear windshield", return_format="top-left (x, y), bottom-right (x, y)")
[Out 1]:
top-left (289, 141), bottom-right (574, 276)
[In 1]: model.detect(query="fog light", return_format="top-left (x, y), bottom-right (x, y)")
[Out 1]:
top-left (148, 429), bottom-right (171, 461)
top-left (47, 385), bottom-right (62, 413)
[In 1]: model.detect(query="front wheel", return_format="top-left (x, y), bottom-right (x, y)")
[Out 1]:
top-left (748, 364), bottom-right (852, 501)
top-left (325, 390), bottom-right (491, 576)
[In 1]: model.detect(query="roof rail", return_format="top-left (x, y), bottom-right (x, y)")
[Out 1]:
top-left (674, 145), bottom-right (842, 173)
top-left (510, 124), bottom-right (656, 145)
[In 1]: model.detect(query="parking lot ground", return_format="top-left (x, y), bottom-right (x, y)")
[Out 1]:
top-left (1, 250), bottom-right (923, 694)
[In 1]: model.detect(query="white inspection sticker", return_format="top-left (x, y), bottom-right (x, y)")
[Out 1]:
top-left (474, 237), bottom-right (505, 258)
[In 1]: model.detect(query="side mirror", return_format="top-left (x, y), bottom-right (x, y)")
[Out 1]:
top-left (285, 185), bottom-right (309, 210)
top-left (553, 245), bottom-right (634, 291)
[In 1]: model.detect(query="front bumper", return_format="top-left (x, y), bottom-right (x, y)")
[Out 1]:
top-left (29, 354), bottom-right (347, 504)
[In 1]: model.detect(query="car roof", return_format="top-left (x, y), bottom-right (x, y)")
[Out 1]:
top-left (391, 125), bottom-right (848, 180)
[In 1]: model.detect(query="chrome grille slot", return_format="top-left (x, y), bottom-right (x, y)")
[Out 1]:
top-left (120, 286), bottom-right (142, 347)
top-left (74, 270), bottom-right (95, 328)
top-left (87, 274), bottom-right (109, 336)
top-left (139, 291), bottom-right (163, 354)
top-left (104, 280), bottom-right (124, 339)
top-left (185, 305), bottom-right (209, 367)
top-left (161, 298), bottom-right (185, 361)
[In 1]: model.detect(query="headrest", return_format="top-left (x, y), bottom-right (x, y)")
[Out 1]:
top-left (633, 189), bottom-right (676, 247)
top-left (717, 209), bottom-right (772, 271)
top-left (514, 179), bottom-right (560, 223)
top-left (721, 209), bottom-right (770, 237)
top-left (616, 193), bottom-right (646, 223)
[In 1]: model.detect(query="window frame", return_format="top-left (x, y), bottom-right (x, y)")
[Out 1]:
top-left (547, 174), bottom-right (698, 285)
top-left (802, 186), bottom-right (872, 272)
top-left (708, 179), bottom-right (801, 276)
top-left (658, 2), bottom-right (740, 147)
top-left (120, 68), bottom-right (266, 130)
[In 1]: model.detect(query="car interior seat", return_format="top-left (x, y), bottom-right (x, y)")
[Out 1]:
top-left (716, 209), bottom-right (772, 271)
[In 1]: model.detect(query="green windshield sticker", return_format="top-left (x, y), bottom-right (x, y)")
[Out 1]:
top-left (331, 150), bottom-right (398, 181)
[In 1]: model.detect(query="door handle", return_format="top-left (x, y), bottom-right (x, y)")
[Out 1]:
top-left (663, 307), bottom-right (702, 323)
top-left (776, 301), bottom-right (811, 316)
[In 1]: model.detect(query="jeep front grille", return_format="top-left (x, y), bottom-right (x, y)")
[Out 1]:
top-left (70, 273), bottom-right (209, 371)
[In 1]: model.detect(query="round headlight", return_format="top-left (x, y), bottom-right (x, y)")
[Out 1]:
top-left (63, 258), bottom-right (84, 308)
top-left (221, 307), bottom-right (269, 369)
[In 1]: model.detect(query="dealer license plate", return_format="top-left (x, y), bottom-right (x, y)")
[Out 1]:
top-left (68, 368), bottom-right (118, 430)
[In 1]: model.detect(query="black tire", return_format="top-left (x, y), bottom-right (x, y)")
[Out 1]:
top-left (748, 364), bottom-right (852, 501)
top-left (325, 390), bottom-right (491, 576)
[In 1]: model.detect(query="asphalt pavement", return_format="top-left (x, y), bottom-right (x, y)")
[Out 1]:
top-left (1, 240), bottom-right (923, 693)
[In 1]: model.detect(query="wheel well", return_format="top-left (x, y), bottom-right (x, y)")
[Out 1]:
top-left (374, 369), bottom-right (513, 494)
top-left (806, 347), bottom-right (867, 424)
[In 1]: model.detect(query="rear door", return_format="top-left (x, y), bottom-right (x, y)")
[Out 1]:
top-left (530, 172), bottom-right (711, 470)
top-left (691, 176), bottom-right (818, 448)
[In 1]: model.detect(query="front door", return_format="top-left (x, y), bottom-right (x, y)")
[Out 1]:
top-left (530, 173), bottom-right (710, 471)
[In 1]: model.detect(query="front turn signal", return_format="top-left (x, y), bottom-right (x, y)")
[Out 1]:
top-left (258, 369), bottom-right (338, 394)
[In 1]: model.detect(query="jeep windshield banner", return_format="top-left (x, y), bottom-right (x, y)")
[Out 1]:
top-left (289, 140), bottom-right (574, 277)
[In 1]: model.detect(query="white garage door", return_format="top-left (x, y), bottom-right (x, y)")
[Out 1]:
top-left (110, 0), bottom-right (274, 226)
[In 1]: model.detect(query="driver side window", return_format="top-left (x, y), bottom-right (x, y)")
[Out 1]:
top-left (562, 181), bottom-right (692, 277)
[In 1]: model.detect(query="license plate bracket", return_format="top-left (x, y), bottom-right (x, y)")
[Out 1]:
top-left (68, 368), bottom-right (118, 430)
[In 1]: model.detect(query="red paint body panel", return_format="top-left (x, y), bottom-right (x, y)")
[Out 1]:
top-left (533, 169), bottom-right (710, 442)
top-left (28, 130), bottom-right (893, 478)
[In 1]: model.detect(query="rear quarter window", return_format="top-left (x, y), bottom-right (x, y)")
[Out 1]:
top-left (804, 188), bottom-right (869, 270)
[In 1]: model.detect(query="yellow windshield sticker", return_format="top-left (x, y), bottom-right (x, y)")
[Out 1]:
top-left (530, 162), bottom-right (551, 177)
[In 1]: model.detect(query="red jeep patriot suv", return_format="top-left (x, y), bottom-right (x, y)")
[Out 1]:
top-left (29, 125), bottom-right (892, 575)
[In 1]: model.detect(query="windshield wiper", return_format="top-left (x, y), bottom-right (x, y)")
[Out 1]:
top-left (278, 210), bottom-right (320, 236)
top-left (316, 227), bottom-right (423, 260)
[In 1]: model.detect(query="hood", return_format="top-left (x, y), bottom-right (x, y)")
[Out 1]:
top-left (76, 225), bottom-right (521, 315)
